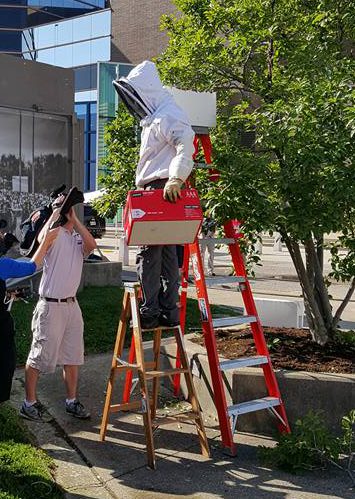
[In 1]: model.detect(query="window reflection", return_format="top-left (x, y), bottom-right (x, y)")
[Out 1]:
top-left (21, 10), bottom-right (111, 67)
top-left (75, 101), bottom-right (96, 191)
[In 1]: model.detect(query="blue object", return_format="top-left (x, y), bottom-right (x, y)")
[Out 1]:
top-left (0, 258), bottom-right (36, 281)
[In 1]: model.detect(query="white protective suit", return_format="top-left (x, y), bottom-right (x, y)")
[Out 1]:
top-left (114, 60), bottom-right (195, 187)
top-left (113, 61), bottom-right (195, 328)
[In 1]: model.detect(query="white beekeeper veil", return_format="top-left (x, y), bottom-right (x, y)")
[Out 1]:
top-left (113, 61), bottom-right (188, 123)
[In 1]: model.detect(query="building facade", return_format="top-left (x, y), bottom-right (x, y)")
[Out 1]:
top-left (0, 1), bottom-right (176, 191)
top-left (0, 53), bottom-right (83, 238)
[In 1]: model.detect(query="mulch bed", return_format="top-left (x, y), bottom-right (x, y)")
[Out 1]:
top-left (191, 327), bottom-right (355, 374)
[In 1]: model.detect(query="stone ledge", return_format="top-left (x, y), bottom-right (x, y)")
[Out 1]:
top-left (161, 334), bottom-right (355, 435)
top-left (78, 261), bottom-right (122, 290)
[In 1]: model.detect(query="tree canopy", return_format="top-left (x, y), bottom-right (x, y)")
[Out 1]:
top-left (156, 0), bottom-right (355, 343)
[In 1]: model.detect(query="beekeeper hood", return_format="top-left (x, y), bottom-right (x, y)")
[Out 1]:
top-left (113, 61), bottom-right (187, 122)
top-left (113, 61), bottom-right (195, 188)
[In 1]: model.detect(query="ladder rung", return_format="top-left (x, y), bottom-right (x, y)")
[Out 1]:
top-left (152, 412), bottom-right (199, 426)
top-left (123, 281), bottom-right (140, 289)
top-left (228, 397), bottom-right (280, 416)
top-left (145, 368), bottom-right (189, 379)
top-left (109, 400), bottom-right (143, 413)
top-left (205, 276), bottom-right (245, 286)
top-left (198, 237), bottom-right (235, 245)
top-left (219, 356), bottom-right (268, 371)
top-left (114, 360), bottom-right (155, 371)
top-left (115, 357), bottom-right (138, 369)
top-left (212, 315), bottom-right (257, 328)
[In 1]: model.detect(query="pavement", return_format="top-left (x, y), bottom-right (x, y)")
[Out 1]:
top-left (12, 354), bottom-right (354, 499)
top-left (9, 236), bottom-right (355, 498)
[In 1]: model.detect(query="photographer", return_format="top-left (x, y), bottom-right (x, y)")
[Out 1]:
top-left (20, 201), bottom-right (96, 422)
top-left (0, 227), bottom-right (59, 404)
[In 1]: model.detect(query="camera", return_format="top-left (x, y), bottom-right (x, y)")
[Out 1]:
top-left (6, 286), bottom-right (32, 302)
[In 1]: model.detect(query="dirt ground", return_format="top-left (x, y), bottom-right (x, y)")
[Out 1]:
top-left (192, 327), bottom-right (355, 374)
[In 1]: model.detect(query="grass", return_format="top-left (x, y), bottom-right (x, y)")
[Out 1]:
top-left (7, 287), bottom-right (239, 498)
top-left (0, 403), bottom-right (63, 499)
top-left (12, 286), bottom-right (240, 364)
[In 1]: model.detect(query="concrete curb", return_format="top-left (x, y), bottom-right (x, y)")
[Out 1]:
top-left (162, 334), bottom-right (355, 435)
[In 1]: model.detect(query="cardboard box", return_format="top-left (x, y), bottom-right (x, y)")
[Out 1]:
top-left (124, 188), bottom-right (202, 245)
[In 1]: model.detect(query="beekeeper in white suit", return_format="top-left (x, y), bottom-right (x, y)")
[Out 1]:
top-left (113, 61), bottom-right (194, 329)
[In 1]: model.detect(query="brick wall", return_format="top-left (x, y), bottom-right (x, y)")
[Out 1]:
top-left (111, 0), bottom-right (176, 63)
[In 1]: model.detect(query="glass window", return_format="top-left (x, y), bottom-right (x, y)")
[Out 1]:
top-left (74, 64), bottom-right (97, 91)
top-left (35, 47), bottom-right (56, 65)
top-left (91, 10), bottom-right (111, 39)
top-left (90, 132), bottom-right (96, 161)
top-left (55, 19), bottom-right (73, 46)
top-left (75, 103), bottom-right (88, 130)
top-left (37, 23), bottom-right (56, 49)
top-left (90, 102), bottom-right (97, 129)
top-left (72, 37), bottom-right (110, 66)
top-left (72, 39), bottom-right (91, 66)
top-left (72, 15), bottom-right (92, 43)
top-left (97, 62), bottom-right (134, 161)
top-left (54, 43), bottom-right (73, 67)
top-left (90, 37), bottom-right (110, 63)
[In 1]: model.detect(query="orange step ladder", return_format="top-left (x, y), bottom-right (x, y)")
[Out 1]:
top-left (173, 134), bottom-right (290, 455)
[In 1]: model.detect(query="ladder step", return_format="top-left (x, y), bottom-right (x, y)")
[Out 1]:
top-left (212, 315), bottom-right (257, 328)
top-left (115, 357), bottom-right (138, 369)
top-left (145, 368), bottom-right (189, 379)
top-left (219, 356), bottom-right (268, 370)
top-left (109, 400), bottom-right (153, 413)
top-left (228, 397), bottom-right (280, 416)
top-left (115, 360), bottom-right (155, 371)
top-left (205, 276), bottom-right (245, 287)
top-left (198, 237), bottom-right (235, 245)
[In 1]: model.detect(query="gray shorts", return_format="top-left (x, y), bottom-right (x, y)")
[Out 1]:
top-left (27, 298), bottom-right (84, 374)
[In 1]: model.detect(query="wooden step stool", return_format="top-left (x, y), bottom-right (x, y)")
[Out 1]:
top-left (99, 282), bottom-right (210, 469)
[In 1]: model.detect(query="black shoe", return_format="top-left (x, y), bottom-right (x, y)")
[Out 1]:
top-left (140, 316), bottom-right (160, 330)
top-left (159, 315), bottom-right (180, 328)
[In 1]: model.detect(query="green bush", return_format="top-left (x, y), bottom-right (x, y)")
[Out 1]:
top-left (259, 410), bottom-right (355, 485)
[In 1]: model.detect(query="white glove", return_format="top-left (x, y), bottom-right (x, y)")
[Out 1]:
top-left (163, 177), bottom-right (184, 203)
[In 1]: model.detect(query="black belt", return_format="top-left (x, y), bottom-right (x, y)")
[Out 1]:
top-left (42, 297), bottom-right (76, 303)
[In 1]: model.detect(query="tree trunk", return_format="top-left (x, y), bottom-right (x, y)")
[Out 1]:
top-left (281, 232), bottom-right (332, 345)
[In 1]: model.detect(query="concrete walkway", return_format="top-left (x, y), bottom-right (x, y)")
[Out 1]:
top-left (12, 353), bottom-right (354, 499)
top-left (9, 237), bottom-right (354, 498)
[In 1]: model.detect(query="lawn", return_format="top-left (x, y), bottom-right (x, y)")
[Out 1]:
top-left (12, 285), bottom-right (240, 364)
top-left (0, 403), bottom-right (63, 499)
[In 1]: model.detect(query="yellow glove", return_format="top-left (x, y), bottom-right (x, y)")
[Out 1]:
top-left (163, 177), bottom-right (184, 202)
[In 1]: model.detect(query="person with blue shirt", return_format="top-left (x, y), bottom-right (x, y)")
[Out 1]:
top-left (0, 228), bottom-right (59, 403)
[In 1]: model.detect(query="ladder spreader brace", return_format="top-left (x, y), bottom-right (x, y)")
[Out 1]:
top-left (173, 134), bottom-right (290, 456)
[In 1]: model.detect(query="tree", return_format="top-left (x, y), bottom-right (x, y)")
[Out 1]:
top-left (93, 105), bottom-right (139, 219)
top-left (156, 0), bottom-right (355, 344)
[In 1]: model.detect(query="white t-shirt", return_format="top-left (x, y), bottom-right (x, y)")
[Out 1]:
top-left (39, 227), bottom-right (84, 299)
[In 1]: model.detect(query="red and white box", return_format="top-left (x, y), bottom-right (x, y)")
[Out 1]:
top-left (124, 188), bottom-right (203, 245)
